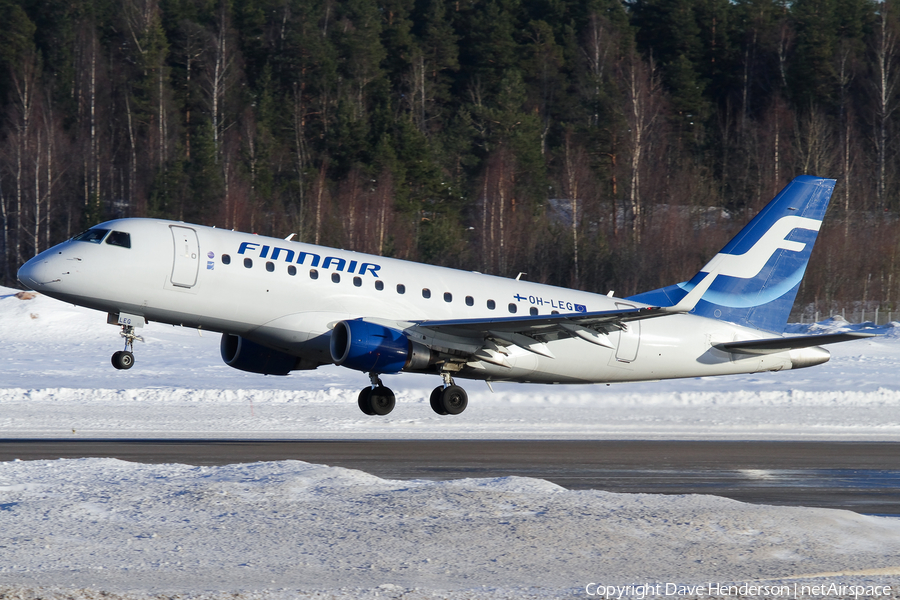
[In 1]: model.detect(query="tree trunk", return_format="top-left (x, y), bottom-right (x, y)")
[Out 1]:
top-left (11, 57), bottom-right (36, 266)
top-left (33, 130), bottom-right (42, 254)
top-left (564, 131), bottom-right (580, 285)
top-left (874, 2), bottom-right (898, 211)
top-left (292, 82), bottom-right (308, 236)
top-left (0, 178), bottom-right (8, 283)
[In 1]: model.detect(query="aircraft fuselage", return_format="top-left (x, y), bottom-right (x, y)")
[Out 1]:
top-left (19, 218), bottom-right (825, 386)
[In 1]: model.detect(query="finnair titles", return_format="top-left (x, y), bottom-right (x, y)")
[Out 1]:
top-left (18, 175), bottom-right (875, 417)
top-left (236, 241), bottom-right (383, 278)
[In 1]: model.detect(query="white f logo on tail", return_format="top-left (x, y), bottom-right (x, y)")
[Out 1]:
top-left (665, 216), bottom-right (822, 313)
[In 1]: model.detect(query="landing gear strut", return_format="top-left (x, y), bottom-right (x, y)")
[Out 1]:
top-left (429, 371), bottom-right (468, 416)
top-left (111, 324), bottom-right (141, 370)
top-left (357, 373), bottom-right (396, 416)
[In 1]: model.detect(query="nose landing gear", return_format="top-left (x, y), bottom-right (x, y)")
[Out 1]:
top-left (110, 320), bottom-right (143, 370)
top-left (111, 348), bottom-right (135, 370)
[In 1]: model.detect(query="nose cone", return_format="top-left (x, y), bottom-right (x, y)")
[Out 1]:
top-left (17, 253), bottom-right (59, 291)
top-left (18, 255), bottom-right (42, 289)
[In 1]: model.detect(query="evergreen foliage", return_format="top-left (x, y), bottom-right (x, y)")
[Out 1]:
top-left (1, 0), bottom-right (899, 315)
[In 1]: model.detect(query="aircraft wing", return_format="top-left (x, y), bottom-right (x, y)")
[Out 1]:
top-left (716, 331), bottom-right (878, 355)
top-left (409, 306), bottom-right (670, 360)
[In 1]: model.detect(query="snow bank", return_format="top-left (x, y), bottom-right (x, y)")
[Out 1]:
top-left (3, 288), bottom-right (900, 598)
top-left (1, 459), bottom-right (899, 598)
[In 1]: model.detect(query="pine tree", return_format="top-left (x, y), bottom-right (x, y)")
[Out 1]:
top-left (789, 0), bottom-right (839, 108)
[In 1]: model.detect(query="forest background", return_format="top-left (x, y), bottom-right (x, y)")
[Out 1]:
top-left (1, 0), bottom-right (899, 318)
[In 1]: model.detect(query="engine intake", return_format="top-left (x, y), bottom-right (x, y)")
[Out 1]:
top-left (220, 334), bottom-right (297, 375)
top-left (330, 319), bottom-right (434, 373)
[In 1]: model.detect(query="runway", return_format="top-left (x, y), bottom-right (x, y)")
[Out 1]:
top-left (1, 440), bottom-right (898, 516)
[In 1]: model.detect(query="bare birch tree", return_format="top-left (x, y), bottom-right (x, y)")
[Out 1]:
top-left (178, 20), bottom-right (206, 161)
top-left (204, 3), bottom-right (237, 166)
top-left (561, 130), bottom-right (592, 286)
top-left (74, 24), bottom-right (105, 224)
top-left (583, 14), bottom-right (614, 129)
top-left (794, 105), bottom-right (835, 177)
top-left (8, 47), bottom-right (41, 264)
top-left (479, 148), bottom-right (516, 275)
top-left (835, 41), bottom-right (857, 215)
top-left (620, 48), bottom-right (664, 244)
top-left (872, 1), bottom-right (900, 211)
top-left (292, 81), bottom-right (309, 234)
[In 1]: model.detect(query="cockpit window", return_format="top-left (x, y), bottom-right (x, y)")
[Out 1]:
top-left (105, 231), bottom-right (131, 248)
top-left (73, 228), bottom-right (109, 243)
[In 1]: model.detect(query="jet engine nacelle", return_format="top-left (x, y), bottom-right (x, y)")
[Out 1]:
top-left (330, 319), bottom-right (434, 373)
top-left (220, 333), bottom-right (297, 375)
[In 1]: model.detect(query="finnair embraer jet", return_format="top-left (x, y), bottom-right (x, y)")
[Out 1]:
top-left (18, 175), bottom-right (874, 416)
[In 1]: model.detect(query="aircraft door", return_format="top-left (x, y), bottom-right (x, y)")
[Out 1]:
top-left (614, 302), bottom-right (641, 362)
top-left (170, 225), bottom-right (200, 288)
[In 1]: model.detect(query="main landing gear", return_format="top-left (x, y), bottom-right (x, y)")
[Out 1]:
top-left (358, 373), bottom-right (396, 416)
top-left (111, 324), bottom-right (141, 370)
top-left (356, 371), bottom-right (469, 416)
top-left (429, 372), bottom-right (468, 416)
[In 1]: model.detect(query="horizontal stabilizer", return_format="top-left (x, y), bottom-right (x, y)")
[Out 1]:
top-left (716, 331), bottom-right (878, 355)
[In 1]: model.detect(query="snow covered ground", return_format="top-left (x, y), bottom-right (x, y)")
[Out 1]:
top-left (1, 288), bottom-right (899, 440)
top-left (1, 287), bottom-right (900, 598)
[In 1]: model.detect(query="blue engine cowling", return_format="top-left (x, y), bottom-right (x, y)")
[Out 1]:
top-left (220, 334), bottom-right (297, 375)
top-left (330, 319), bottom-right (434, 373)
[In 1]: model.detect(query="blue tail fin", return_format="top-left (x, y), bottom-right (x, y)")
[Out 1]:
top-left (628, 175), bottom-right (835, 334)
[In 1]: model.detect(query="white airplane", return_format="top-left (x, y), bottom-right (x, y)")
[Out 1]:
top-left (17, 175), bottom-right (874, 416)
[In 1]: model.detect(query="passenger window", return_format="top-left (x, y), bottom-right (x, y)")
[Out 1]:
top-left (266, 261), bottom-right (275, 272)
top-left (310, 269), bottom-right (319, 279)
top-left (465, 296), bottom-right (474, 306)
top-left (222, 254), bottom-right (231, 265)
top-left (397, 284), bottom-right (406, 294)
top-left (530, 307), bottom-right (538, 316)
top-left (288, 265), bottom-right (297, 276)
top-left (508, 303), bottom-right (517, 314)
top-left (73, 228), bottom-right (109, 243)
top-left (105, 231), bottom-right (131, 248)
top-left (332, 273), bottom-right (340, 283)
top-left (375, 280), bottom-right (384, 291)
top-left (422, 288), bottom-right (431, 299)
top-left (444, 292), bottom-right (452, 303)
top-left (551, 310), bottom-right (559, 314)
top-left (487, 299), bottom-right (496, 310)
top-left (353, 276), bottom-right (362, 287)
top-left (243, 258), bottom-right (253, 268)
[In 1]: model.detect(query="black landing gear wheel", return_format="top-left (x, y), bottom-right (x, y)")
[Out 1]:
top-left (369, 386), bottom-right (396, 415)
top-left (430, 386), bottom-right (448, 415)
top-left (358, 386), bottom-right (395, 416)
top-left (111, 350), bottom-right (135, 370)
top-left (430, 385), bottom-right (468, 415)
top-left (358, 387), bottom-right (375, 415)
top-left (440, 385), bottom-right (468, 415)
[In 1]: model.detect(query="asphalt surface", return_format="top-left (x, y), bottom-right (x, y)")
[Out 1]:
top-left (1, 440), bottom-right (898, 515)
